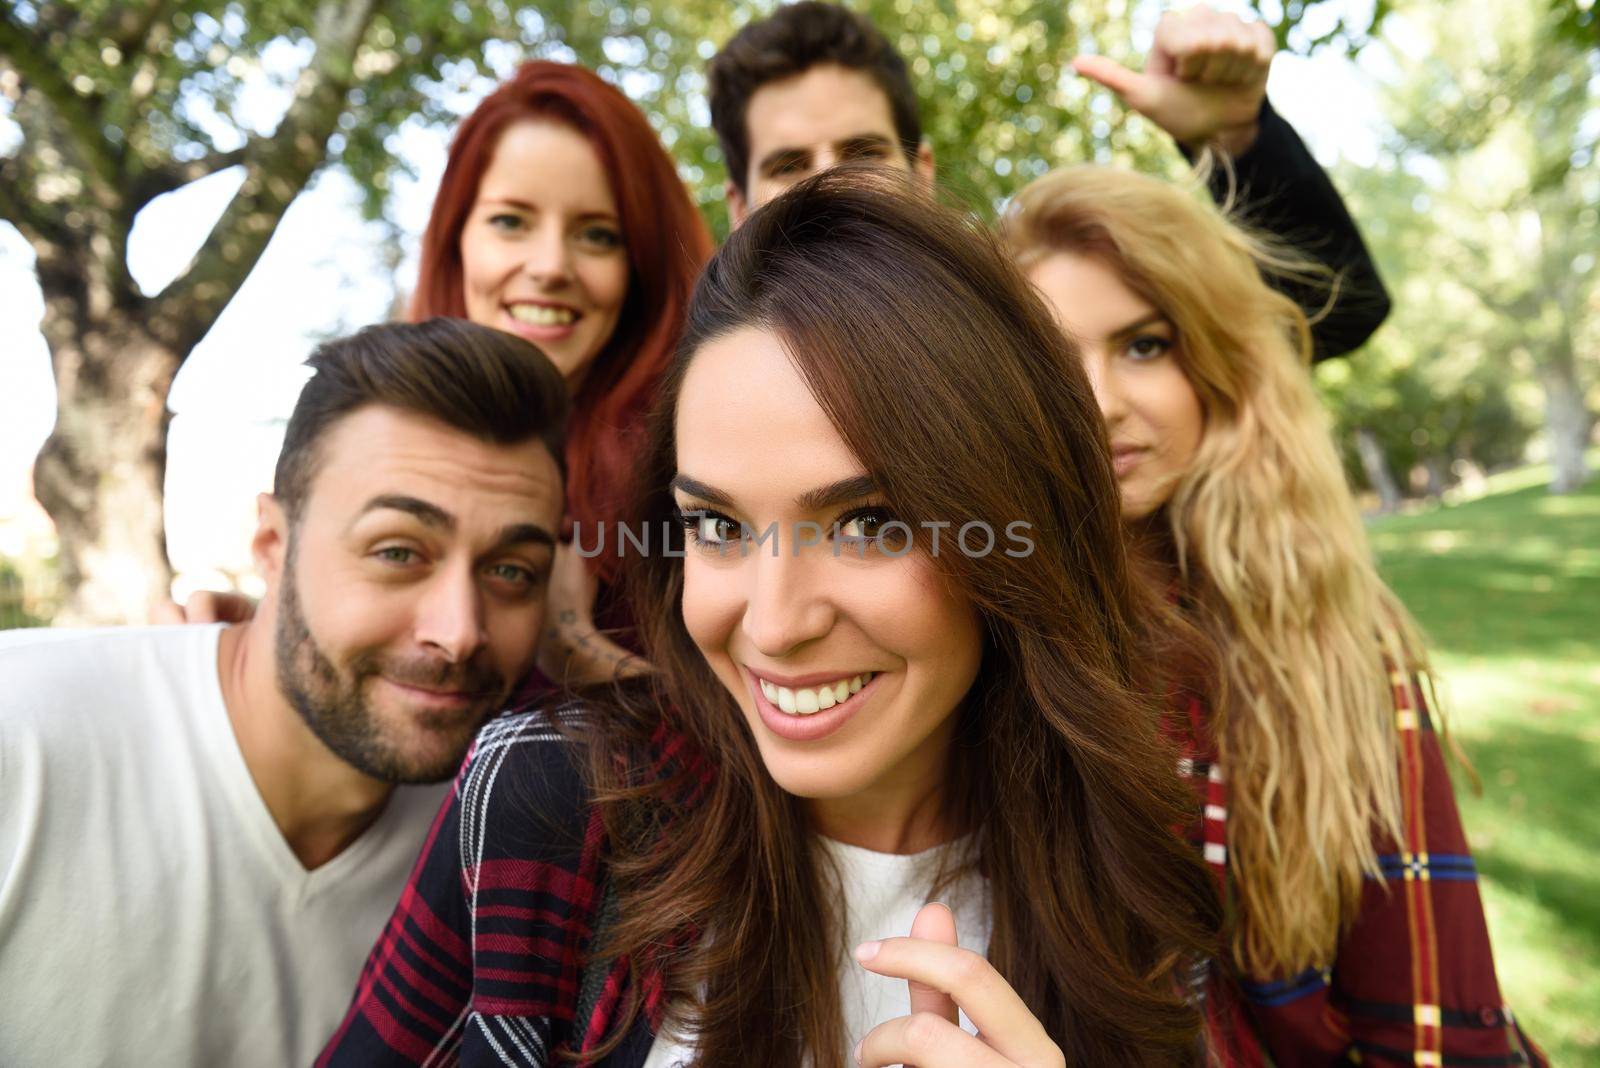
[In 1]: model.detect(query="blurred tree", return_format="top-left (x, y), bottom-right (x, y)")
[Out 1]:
top-left (1548, 0), bottom-right (1597, 49)
top-left (0, 0), bottom-right (523, 622)
top-left (2, 0), bottom-right (1334, 622)
top-left (1316, 159), bottom-right (1540, 507)
top-left (1371, 0), bottom-right (1598, 494)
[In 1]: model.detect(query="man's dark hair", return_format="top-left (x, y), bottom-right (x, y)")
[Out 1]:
top-left (273, 318), bottom-right (567, 520)
top-left (708, 1), bottom-right (922, 195)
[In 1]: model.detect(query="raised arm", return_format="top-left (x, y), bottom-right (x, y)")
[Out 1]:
top-left (1076, 5), bottom-right (1391, 360)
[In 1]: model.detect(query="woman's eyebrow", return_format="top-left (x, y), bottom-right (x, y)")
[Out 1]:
top-left (670, 474), bottom-right (732, 507)
top-left (795, 474), bottom-right (877, 512)
top-left (670, 473), bottom-right (878, 513)
top-left (1109, 312), bottom-right (1170, 339)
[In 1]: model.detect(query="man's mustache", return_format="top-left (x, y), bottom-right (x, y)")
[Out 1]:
top-left (355, 652), bottom-right (507, 698)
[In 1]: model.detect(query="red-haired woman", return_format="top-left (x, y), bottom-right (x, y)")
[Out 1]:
top-left (169, 62), bottom-right (711, 682)
top-left (413, 61), bottom-right (711, 684)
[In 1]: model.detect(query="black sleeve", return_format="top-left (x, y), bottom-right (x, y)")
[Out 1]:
top-left (317, 709), bottom-right (595, 1066)
top-left (1187, 99), bottom-right (1392, 362)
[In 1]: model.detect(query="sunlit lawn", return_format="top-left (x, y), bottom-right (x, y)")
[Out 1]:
top-left (1369, 456), bottom-right (1600, 1065)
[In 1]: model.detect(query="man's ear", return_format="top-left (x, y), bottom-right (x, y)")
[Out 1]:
top-left (913, 142), bottom-right (937, 194)
top-left (725, 178), bottom-right (749, 230)
top-left (252, 493), bottom-right (290, 585)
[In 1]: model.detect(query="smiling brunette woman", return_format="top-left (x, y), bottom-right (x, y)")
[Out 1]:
top-left (319, 171), bottom-right (1221, 1067)
top-left (1004, 165), bottom-right (1544, 1066)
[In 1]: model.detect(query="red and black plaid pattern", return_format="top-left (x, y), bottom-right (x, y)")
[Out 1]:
top-left (1181, 676), bottom-right (1547, 1066)
top-left (317, 708), bottom-right (662, 1067)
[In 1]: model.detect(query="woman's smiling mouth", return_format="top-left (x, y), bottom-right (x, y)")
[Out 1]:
top-left (745, 667), bottom-right (883, 743)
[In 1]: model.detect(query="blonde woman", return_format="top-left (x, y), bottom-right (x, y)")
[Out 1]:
top-left (1002, 166), bottom-right (1545, 1067)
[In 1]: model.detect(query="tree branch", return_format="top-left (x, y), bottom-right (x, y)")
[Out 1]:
top-left (152, 0), bottom-right (385, 355)
top-left (129, 147), bottom-right (251, 211)
top-left (98, 0), bottom-right (175, 56)
top-left (0, 155), bottom-right (74, 249)
top-left (0, 10), bottom-right (123, 193)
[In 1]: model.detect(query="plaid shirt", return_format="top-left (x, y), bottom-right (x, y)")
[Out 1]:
top-left (317, 708), bottom-right (673, 1067)
top-left (1179, 675), bottom-right (1548, 1067)
top-left (321, 678), bottom-right (1545, 1067)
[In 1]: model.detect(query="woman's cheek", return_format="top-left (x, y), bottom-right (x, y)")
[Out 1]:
top-left (680, 557), bottom-right (743, 662)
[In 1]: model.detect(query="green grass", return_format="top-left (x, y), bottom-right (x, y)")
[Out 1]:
top-left (1369, 456), bottom-right (1600, 1065)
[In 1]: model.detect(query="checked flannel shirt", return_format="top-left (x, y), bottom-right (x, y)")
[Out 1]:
top-left (320, 676), bottom-right (1546, 1066)
top-left (1180, 672), bottom-right (1548, 1067)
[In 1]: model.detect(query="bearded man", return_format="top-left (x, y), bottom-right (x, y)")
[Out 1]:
top-left (0, 318), bottom-right (567, 1067)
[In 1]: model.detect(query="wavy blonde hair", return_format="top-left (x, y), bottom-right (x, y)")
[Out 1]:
top-left (1000, 164), bottom-right (1435, 977)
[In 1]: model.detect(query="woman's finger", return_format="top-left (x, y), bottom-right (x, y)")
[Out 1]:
top-left (854, 938), bottom-right (1061, 1067)
top-left (905, 903), bottom-right (960, 1022)
top-left (854, 1012), bottom-right (1015, 1068)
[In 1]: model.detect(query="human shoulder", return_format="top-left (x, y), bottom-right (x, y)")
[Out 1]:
top-left (0, 622), bottom-right (220, 673)
top-left (0, 625), bottom-right (222, 740)
top-left (452, 701), bottom-right (601, 861)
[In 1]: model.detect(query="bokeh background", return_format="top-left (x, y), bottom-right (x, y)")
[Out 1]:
top-left (1, 0), bottom-right (1595, 1059)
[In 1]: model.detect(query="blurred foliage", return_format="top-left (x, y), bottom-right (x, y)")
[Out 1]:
top-left (0, 555), bottom-right (58, 630)
top-left (1315, 0), bottom-right (1599, 499)
top-left (2, 0), bottom-right (1358, 250)
top-left (1243, 0), bottom-right (1395, 53)
top-left (1549, 0), bottom-right (1598, 49)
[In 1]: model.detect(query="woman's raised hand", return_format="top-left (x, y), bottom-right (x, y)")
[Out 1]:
top-left (853, 903), bottom-right (1065, 1068)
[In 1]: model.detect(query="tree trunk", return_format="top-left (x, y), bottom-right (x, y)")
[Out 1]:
top-left (32, 312), bottom-right (178, 625)
top-left (1354, 427), bottom-right (1403, 513)
top-left (1536, 337), bottom-right (1592, 494)
top-left (1424, 454), bottom-right (1450, 500)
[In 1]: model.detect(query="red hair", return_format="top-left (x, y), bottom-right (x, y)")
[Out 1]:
top-left (410, 61), bottom-right (712, 580)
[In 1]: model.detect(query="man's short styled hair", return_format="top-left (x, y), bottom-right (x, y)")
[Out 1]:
top-left (708, 1), bottom-right (923, 196)
top-left (273, 318), bottom-right (568, 521)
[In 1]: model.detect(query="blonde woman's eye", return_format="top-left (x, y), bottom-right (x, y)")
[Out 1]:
top-left (1127, 335), bottom-right (1173, 360)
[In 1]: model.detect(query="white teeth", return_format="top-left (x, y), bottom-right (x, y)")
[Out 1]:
top-left (758, 672), bottom-right (874, 716)
top-left (509, 304), bottom-right (576, 326)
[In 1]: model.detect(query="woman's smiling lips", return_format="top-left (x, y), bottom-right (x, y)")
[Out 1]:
top-left (503, 299), bottom-right (583, 343)
top-left (744, 666), bottom-right (883, 743)
top-left (1111, 443), bottom-right (1147, 478)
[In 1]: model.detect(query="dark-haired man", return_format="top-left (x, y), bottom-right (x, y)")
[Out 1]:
top-left (709, 1), bottom-right (1388, 361)
top-left (0, 319), bottom-right (567, 1066)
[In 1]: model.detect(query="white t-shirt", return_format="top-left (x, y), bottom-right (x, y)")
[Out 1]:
top-left (642, 835), bottom-right (991, 1068)
top-left (0, 625), bottom-right (449, 1068)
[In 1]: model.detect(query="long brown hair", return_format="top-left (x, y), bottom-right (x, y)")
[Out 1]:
top-left (410, 61), bottom-right (712, 578)
top-left (579, 171), bottom-right (1221, 1065)
top-left (1003, 165), bottom-right (1436, 977)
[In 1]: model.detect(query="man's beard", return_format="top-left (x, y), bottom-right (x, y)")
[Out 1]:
top-left (273, 549), bottom-right (509, 784)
